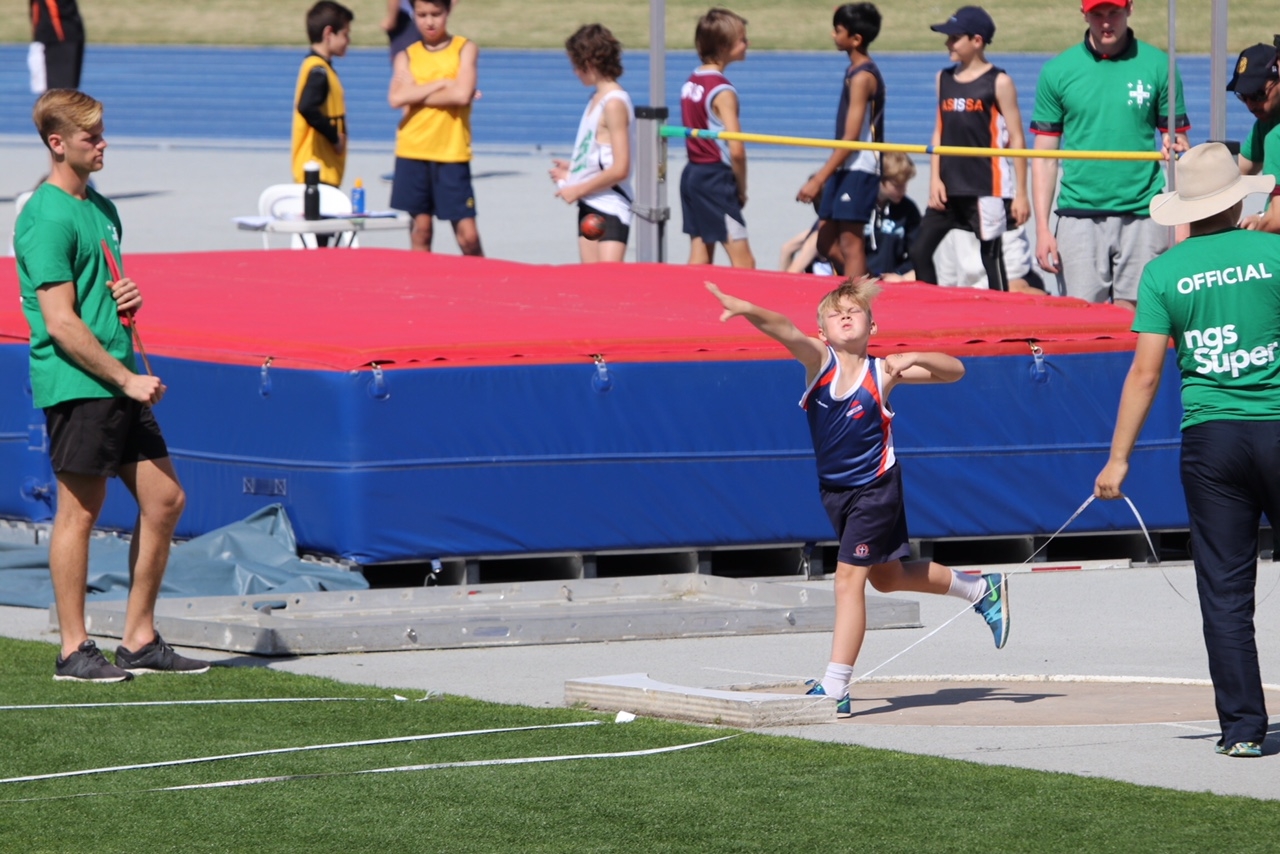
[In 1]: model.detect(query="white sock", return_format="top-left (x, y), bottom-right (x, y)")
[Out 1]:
top-left (821, 662), bottom-right (854, 698)
top-left (947, 571), bottom-right (987, 604)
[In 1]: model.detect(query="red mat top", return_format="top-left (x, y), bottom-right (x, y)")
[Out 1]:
top-left (0, 250), bottom-right (1137, 371)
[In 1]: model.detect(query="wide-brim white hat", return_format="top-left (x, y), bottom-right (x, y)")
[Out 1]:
top-left (1149, 142), bottom-right (1275, 226)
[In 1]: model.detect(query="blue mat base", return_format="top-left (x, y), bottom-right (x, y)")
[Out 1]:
top-left (0, 343), bottom-right (1186, 565)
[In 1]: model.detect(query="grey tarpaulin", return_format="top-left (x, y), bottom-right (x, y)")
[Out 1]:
top-left (0, 504), bottom-right (368, 609)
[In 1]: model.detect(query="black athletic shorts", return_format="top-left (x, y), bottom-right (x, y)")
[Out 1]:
top-left (819, 465), bottom-right (911, 567)
top-left (578, 201), bottom-right (630, 244)
top-left (45, 396), bottom-right (169, 478)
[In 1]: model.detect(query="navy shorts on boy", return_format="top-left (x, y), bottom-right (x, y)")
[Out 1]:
top-left (578, 201), bottom-right (630, 244)
top-left (680, 161), bottom-right (747, 244)
top-left (820, 464), bottom-right (912, 566)
top-left (45, 397), bottom-right (169, 478)
top-left (390, 158), bottom-right (477, 221)
top-left (818, 169), bottom-right (879, 224)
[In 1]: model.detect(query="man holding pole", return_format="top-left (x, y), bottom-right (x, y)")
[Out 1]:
top-left (14, 89), bottom-right (206, 682)
top-left (1030, 0), bottom-right (1188, 309)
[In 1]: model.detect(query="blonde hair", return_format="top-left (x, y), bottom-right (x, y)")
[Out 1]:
top-left (880, 151), bottom-right (916, 185)
top-left (817, 278), bottom-right (882, 326)
top-left (32, 89), bottom-right (103, 150)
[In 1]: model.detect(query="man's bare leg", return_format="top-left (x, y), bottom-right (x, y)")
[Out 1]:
top-left (117, 457), bottom-right (185, 652)
top-left (49, 472), bottom-right (107, 659)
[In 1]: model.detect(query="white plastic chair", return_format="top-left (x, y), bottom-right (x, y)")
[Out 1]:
top-left (257, 183), bottom-right (359, 249)
top-left (8, 190), bottom-right (34, 256)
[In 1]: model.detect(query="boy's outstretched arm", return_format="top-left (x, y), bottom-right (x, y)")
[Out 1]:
top-left (706, 282), bottom-right (825, 373)
top-left (882, 351), bottom-right (965, 393)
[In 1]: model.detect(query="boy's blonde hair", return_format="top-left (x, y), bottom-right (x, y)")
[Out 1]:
top-left (817, 278), bottom-right (882, 326)
top-left (32, 89), bottom-right (102, 150)
top-left (880, 151), bottom-right (916, 185)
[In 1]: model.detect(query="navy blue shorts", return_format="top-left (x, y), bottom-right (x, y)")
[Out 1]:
top-left (390, 158), bottom-right (477, 221)
top-left (680, 161), bottom-right (746, 244)
top-left (819, 465), bottom-right (911, 566)
top-left (578, 201), bottom-right (630, 244)
top-left (818, 169), bottom-right (879, 225)
top-left (45, 397), bottom-right (169, 478)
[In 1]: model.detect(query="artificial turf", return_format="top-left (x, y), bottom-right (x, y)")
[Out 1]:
top-left (1, 635), bottom-right (1278, 853)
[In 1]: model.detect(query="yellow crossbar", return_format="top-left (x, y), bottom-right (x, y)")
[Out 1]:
top-left (659, 125), bottom-right (1168, 162)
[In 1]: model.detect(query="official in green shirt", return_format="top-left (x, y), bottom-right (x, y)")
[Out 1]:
top-left (1094, 142), bottom-right (1278, 759)
top-left (1030, 0), bottom-right (1188, 309)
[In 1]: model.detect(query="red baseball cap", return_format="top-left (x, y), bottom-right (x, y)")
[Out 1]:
top-left (1081, 0), bottom-right (1130, 11)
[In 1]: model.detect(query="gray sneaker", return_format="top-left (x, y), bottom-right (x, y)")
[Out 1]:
top-left (115, 633), bottom-right (210, 676)
top-left (54, 640), bottom-right (133, 683)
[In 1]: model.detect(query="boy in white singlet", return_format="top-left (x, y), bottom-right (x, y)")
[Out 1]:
top-left (549, 24), bottom-right (635, 264)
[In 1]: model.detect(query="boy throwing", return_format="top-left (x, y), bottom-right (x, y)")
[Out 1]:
top-left (14, 90), bottom-right (206, 682)
top-left (707, 279), bottom-right (1008, 713)
top-left (389, 0), bottom-right (482, 255)
top-left (680, 7), bottom-right (755, 269)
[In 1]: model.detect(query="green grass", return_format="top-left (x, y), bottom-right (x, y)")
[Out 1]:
top-left (0, 0), bottom-right (1274, 53)
top-left (1, 636), bottom-right (1279, 852)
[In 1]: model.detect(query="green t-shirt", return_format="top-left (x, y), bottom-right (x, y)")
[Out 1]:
top-left (1240, 115), bottom-right (1280, 171)
top-left (14, 182), bottom-right (136, 409)
top-left (1031, 33), bottom-right (1186, 215)
top-left (1241, 116), bottom-right (1280, 210)
top-left (1133, 228), bottom-right (1280, 429)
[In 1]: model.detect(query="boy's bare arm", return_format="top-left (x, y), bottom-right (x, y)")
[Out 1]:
top-left (798, 72), bottom-right (872, 202)
top-left (927, 71), bottom-right (945, 211)
top-left (712, 89), bottom-right (748, 206)
top-left (388, 51), bottom-right (447, 108)
top-left (381, 0), bottom-right (401, 32)
top-left (706, 282), bottom-right (826, 372)
top-left (420, 40), bottom-right (479, 107)
top-left (555, 98), bottom-right (631, 204)
top-left (882, 351), bottom-right (965, 390)
top-left (995, 72), bottom-right (1029, 226)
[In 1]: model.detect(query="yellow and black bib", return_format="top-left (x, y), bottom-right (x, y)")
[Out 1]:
top-left (291, 53), bottom-right (347, 185)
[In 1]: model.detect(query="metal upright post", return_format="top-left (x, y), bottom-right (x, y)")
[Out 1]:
top-left (1209, 0), bottom-right (1228, 145)
top-left (634, 108), bottom-right (669, 263)
top-left (1166, 0), bottom-right (1178, 192)
top-left (634, 0), bottom-right (669, 263)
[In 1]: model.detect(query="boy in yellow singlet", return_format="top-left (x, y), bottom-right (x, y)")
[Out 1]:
top-left (388, 0), bottom-right (483, 255)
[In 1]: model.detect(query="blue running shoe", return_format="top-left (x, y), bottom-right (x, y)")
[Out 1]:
top-left (1215, 740), bottom-right (1263, 757)
top-left (973, 573), bottom-right (1009, 649)
top-left (804, 680), bottom-right (851, 716)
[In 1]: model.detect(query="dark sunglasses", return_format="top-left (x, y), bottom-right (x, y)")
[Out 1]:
top-left (1238, 79), bottom-right (1278, 104)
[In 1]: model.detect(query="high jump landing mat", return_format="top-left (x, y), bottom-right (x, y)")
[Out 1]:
top-left (0, 250), bottom-right (1186, 567)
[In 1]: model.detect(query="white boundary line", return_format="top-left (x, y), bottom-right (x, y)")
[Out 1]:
top-left (0, 735), bottom-right (738, 804)
top-left (0, 721), bottom-right (601, 785)
top-left (0, 697), bottom-right (374, 711)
